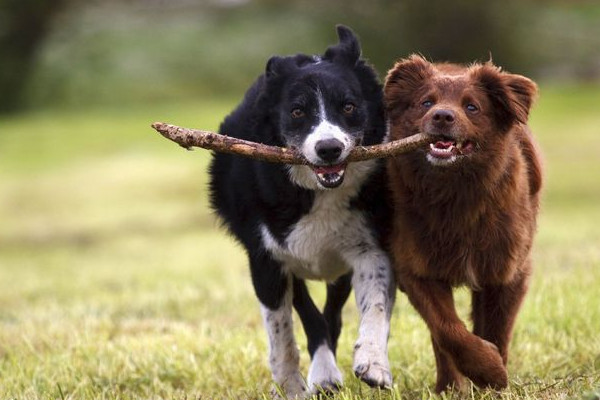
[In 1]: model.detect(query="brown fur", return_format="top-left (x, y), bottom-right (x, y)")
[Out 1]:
top-left (384, 55), bottom-right (543, 392)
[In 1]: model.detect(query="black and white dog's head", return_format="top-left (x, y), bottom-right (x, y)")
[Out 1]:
top-left (260, 25), bottom-right (385, 190)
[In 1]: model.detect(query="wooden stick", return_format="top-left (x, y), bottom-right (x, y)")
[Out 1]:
top-left (151, 122), bottom-right (430, 164)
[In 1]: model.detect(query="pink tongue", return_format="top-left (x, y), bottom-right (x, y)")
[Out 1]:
top-left (434, 141), bottom-right (455, 149)
top-left (313, 164), bottom-right (345, 174)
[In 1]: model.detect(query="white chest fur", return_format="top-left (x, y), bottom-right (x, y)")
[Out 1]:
top-left (260, 161), bottom-right (379, 281)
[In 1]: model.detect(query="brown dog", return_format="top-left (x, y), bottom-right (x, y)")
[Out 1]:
top-left (384, 55), bottom-right (542, 392)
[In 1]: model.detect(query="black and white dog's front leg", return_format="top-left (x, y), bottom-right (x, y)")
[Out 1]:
top-left (251, 254), bottom-right (306, 398)
top-left (346, 248), bottom-right (396, 388)
top-left (293, 277), bottom-right (349, 394)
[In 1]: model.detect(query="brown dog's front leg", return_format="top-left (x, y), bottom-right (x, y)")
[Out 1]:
top-left (472, 270), bottom-right (530, 365)
top-left (399, 273), bottom-right (508, 390)
top-left (431, 334), bottom-right (464, 392)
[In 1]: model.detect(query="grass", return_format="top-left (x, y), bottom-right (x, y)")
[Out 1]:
top-left (1, 85), bottom-right (600, 399)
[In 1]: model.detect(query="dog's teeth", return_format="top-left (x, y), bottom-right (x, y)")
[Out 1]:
top-left (430, 143), bottom-right (454, 153)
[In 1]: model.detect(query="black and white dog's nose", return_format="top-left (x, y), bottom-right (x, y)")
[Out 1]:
top-left (315, 138), bottom-right (344, 163)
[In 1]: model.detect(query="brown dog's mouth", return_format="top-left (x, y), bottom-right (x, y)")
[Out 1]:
top-left (311, 163), bottom-right (347, 188)
top-left (427, 137), bottom-right (476, 165)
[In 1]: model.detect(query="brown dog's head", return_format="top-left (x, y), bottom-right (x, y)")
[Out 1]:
top-left (384, 55), bottom-right (537, 168)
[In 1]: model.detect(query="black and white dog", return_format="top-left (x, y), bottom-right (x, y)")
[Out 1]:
top-left (209, 26), bottom-right (395, 397)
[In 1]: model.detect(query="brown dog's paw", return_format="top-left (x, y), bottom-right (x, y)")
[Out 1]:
top-left (435, 379), bottom-right (467, 394)
top-left (434, 369), bottom-right (466, 394)
top-left (468, 361), bottom-right (508, 390)
top-left (453, 338), bottom-right (508, 390)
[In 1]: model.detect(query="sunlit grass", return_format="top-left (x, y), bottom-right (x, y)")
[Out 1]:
top-left (0, 85), bottom-right (599, 399)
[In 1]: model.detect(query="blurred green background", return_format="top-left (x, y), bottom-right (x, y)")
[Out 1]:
top-left (1, 1), bottom-right (600, 399)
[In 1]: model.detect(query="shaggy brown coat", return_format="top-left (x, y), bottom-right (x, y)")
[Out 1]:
top-left (384, 55), bottom-right (543, 392)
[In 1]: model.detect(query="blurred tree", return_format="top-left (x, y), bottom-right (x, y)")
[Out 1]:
top-left (0, 0), bottom-right (67, 113)
top-left (297, 0), bottom-right (530, 75)
top-left (8, 0), bottom-right (599, 110)
top-left (400, 0), bottom-right (520, 62)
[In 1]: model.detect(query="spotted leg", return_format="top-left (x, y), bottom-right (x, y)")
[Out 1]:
top-left (251, 253), bottom-right (306, 398)
top-left (346, 249), bottom-right (396, 388)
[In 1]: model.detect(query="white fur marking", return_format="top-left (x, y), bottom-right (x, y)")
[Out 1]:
top-left (307, 343), bottom-right (343, 392)
top-left (262, 160), bottom-right (379, 281)
top-left (300, 91), bottom-right (354, 165)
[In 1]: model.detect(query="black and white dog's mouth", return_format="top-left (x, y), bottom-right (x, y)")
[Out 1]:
top-left (311, 163), bottom-right (347, 188)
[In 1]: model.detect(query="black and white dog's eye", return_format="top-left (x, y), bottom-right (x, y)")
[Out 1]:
top-left (290, 108), bottom-right (305, 119)
top-left (466, 103), bottom-right (479, 112)
top-left (342, 103), bottom-right (356, 114)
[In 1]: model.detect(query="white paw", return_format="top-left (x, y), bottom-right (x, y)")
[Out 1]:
top-left (307, 345), bottom-right (343, 394)
top-left (271, 372), bottom-right (307, 399)
top-left (353, 341), bottom-right (392, 388)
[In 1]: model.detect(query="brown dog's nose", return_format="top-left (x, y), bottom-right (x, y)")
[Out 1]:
top-left (432, 109), bottom-right (456, 128)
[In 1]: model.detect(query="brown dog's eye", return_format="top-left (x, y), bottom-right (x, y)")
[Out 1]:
top-left (291, 108), bottom-right (305, 119)
top-left (466, 104), bottom-right (479, 113)
top-left (422, 100), bottom-right (434, 108)
top-left (343, 103), bottom-right (356, 114)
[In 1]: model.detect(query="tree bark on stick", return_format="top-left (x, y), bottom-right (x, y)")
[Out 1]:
top-left (151, 122), bottom-right (430, 164)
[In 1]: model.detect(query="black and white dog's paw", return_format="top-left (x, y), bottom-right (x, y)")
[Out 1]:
top-left (307, 345), bottom-right (343, 395)
top-left (271, 372), bottom-right (307, 399)
top-left (353, 341), bottom-right (393, 389)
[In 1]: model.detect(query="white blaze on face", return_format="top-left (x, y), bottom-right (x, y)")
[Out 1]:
top-left (301, 91), bottom-right (353, 165)
top-left (292, 90), bottom-right (356, 190)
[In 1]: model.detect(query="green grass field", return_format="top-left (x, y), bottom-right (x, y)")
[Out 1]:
top-left (1, 86), bottom-right (599, 400)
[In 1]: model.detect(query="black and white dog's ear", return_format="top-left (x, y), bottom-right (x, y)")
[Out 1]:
top-left (323, 24), bottom-right (361, 66)
top-left (265, 56), bottom-right (297, 78)
top-left (265, 56), bottom-right (285, 78)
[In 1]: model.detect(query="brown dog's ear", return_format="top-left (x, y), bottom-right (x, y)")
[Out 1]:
top-left (384, 55), bottom-right (435, 114)
top-left (472, 63), bottom-right (538, 132)
top-left (503, 73), bottom-right (538, 121)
